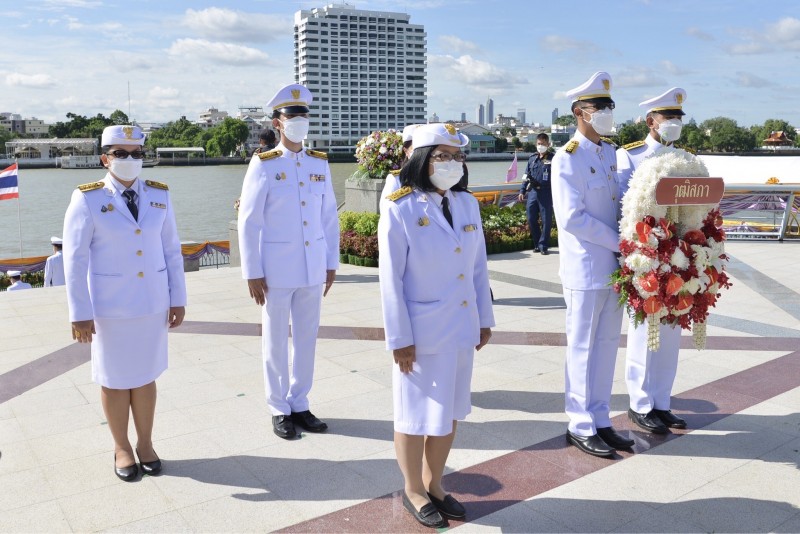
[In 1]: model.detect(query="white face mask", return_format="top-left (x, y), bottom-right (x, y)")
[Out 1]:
top-left (583, 108), bottom-right (615, 135)
top-left (536, 144), bottom-right (549, 154)
top-left (279, 117), bottom-right (310, 143)
top-left (656, 119), bottom-right (683, 144)
top-left (109, 157), bottom-right (143, 181)
top-left (429, 160), bottom-right (463, 190)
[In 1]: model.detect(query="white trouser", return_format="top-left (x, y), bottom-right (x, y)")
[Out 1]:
top-left (261, 284), bottom-right (323, 415)
top-left (625, 319), bottom-right (681, 413)
top-left (563, 288), bottom-right (624, 436)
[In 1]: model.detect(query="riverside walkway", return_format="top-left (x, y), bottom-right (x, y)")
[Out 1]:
top-left (1, 241), bottom-right (799, 533)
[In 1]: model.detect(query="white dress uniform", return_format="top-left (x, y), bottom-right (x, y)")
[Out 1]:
top-left (379, 169), bottom-right (402, 213)
top-left (6, 270), bottom-right (32, 291)
top-left (552, 128), bottom-right (623, 436)
top-left (617, 87), bottom-right (688, 414)
top-left (44, 237), bottom-right (66, 287)
top-left (63, 172), bottom-right (186, 389)
top-left (379, 187), bottom-right (495, 436)
top-left (238, 142), bottom-right (339, 416)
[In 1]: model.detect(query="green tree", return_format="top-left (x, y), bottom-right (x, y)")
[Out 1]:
top-left (701, 117), bottom-right (756, 152)
top-left (499, 126), bottom-right (517, 138)
top-left (109, 110), bottom-right (130, 125)
top-left (678, 122), bottom-right (708, 152)
top-left (207, 117), bottom-right (249, 156)
top-left (553, 114), bottom-right (576, 126)
top-left (511, 136), bottom-right (522, 149)
top-left (616, 122), bottom-right (649, 146)
top-left (495, 137), bottom-right (508, 152)
top-left (146, 118), bottom-right (204, 149)
top-left (753, 118), bottom-right (796, 146)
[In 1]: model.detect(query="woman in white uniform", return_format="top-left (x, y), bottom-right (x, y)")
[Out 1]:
top-left (379, 123), bottom-right (494, 528)
top-left (63, 125), bottom-right (186, 482)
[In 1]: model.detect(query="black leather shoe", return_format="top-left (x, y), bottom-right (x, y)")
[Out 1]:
top-left (427, 492), bottom-right (466, 519)
top-left (540, 247), bottom-right (549, 255)
top-left (136, 448), bottom-right (162, 476)
top-left (402, 492), bottom-right (447, 529)
top-left (653, 409), bottom-right (687, 429)
top-left (628, 409), bottom-right (669, 434)
top-left (566, 431), bottom-right (614, 458)
top-left (291, 410), bottom-right (328, 433)
top-left (596, 426), bottom-right (634, 449)
top-left (272, 415), bottom-right (297, 439)
top-left (114, 453), bottom-right (138, 482)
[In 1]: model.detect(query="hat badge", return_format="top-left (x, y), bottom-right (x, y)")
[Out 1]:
top-left (122, 126), bottom-right (134, 139)
top-left (291, 89), bottom-right (301, 100)
top-left (676, 93), bottom-right (683, 105)
top-left (444, 124), bottom-right (457, 135)
top-left (602, 79), bottom-right (610, 91)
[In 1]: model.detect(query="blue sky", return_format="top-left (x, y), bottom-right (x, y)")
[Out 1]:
top-left (3, 0), bottom-right (800, 128)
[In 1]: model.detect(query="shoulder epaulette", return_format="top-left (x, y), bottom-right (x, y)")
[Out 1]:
top-left (623, 140), bottom-right (646, 151)
top-left (145, 180), bottom-right (169, 190)
top-left (386, 186), bottom-right (412, 202)
top-left (675, 144), bottom-right (696, 155)
top-left (600, 137), bottom-right (617, 147)
top-left (77, 182), bottom-right (103, 192)
top-left (564, 140), bottom-right (579, 154)
top-left (258, 149), bottom-right (282, 161)
top-left (389, 169), bottom-right (401, 176)
top-left (306, 149), bottom-right (328, 160)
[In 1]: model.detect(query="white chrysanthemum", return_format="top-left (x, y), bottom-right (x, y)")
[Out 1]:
top-left (379, 146), bottom-right (387, 154)
top-left (625, 252), bottom-right (659, 273)
top-left (659, 263), bottom-right (672, 273)
top-left (683, 277), bottom-right (701, 295)
top-left (670, 248), bottom-right (690, 269)
top-left (691, 244), bottom-right (711, 269)
top-left (365, 137), bottom-right (375, 145)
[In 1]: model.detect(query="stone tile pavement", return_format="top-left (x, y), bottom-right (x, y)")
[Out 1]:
top-left (0, 241), bottom-right (798, 532)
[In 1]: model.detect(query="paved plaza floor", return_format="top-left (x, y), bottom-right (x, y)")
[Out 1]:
top-left (1, 241), bottom-right (799, 533)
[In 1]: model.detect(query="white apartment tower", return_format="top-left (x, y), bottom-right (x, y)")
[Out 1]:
top-left (294, 4), bottom-right (427, 152)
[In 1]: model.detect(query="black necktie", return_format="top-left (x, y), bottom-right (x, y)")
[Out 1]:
top-left (441, 196), bottom-right (454, 229)
top-left (122, 189), bottom-right (138, 221)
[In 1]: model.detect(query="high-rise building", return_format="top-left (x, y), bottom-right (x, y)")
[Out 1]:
top-left (551, 108), bottom-right (559, 124)
top-left (460, 112), bottom-right (466, 122)
top-left (486, 97), bottom-right (494, 126)
top-left (476, 104), bottom-right (485, 125)
top-left (294, 4), bottom-right (427, 152)
top-left (517, 108), bottom-right (526, 125)
top-left (429, 112), bottom-right (439, 123)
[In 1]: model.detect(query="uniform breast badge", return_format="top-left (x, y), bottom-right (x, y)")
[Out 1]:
top-left (275, 172), bottom-right (286, 181)
top-left (463, 224), bottom-right (478, 232)
top-left (150, 202), bottom-right (166, 209)
top-left (101, 203), bottom-right (114, 213)
top-left (590, 167), bottom-right (596, 173)
top-left (310, 174), bottom-right (326, 182)
top-left (418, 217), bottom-right (430, 227)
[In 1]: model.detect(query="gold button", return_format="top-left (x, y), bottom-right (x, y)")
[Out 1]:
top-left (136, 250), bottom-right (142, 256)
top-left (299, 182), bottom-right (305, 187)
top-left (137, 272), bottom-right (144, 278)
top-left (303, 221), bottom-right (308, 226)
top-left (301, 201), bottom-right (306, 206)
top-left (455, 247), bottom-right (461, 253)
top-left (458, 274), bottom-right (465, 280)
top-left (305, 241), bottom-right (309, 246)
top-left (135, 229), bottom-right (141, 235)
top-left (461, 301), bottom-right (468, 307)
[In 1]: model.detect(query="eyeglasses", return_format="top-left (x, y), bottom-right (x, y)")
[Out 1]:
top-left (430, 152), bottom-right (467, 163)
top-left (106, 149), bottom-right (146, 159)
top-left (581, 103), bottom-right (615, 111)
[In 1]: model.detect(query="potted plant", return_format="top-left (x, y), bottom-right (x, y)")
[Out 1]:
top-left (345, 130), bottom-right (404, 214)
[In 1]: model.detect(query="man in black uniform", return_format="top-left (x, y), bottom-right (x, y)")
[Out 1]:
top-left (518, 133), bottom-right (554, 254)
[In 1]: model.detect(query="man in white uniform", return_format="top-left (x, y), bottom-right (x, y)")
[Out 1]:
top-left (44, 236), bottom-right (66, 286)
top-left (6, 270), bottom-right (32, 291)
top-left (552, 71), bottom-right (634, 458)
top-left (238, 83), bottom-right (340, 440)
top-left (617, 88), bottom-right (689, 434)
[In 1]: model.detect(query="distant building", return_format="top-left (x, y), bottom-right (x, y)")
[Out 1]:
top-left (429, 112), bottom-right (440, 123)
top-left (551, 108), bottom-right (558, 124)
top-left (495, 114), bottom-right (518, 127)
top-left (467, 134), bottom-right (497, 154)
top-left (460, 112), bottom-right (466, 122)
top-left (762, 131), bottom-right (795, 150)
top-left (295, 3), bottom-right (427, 152)
top-left (459, 122), bottom-right (492, 137)
top-left (517, 108), bottom-right (526, 125)
top-left (486, 97), bottom-right (494, 126)
top-left (197, 108), bottom-right (229, 128)
top-left (0, 112), bottom-right (50, 138)
top-left (237, 106), bottom-right (272, 149)
top-left (476, 104), bottom-right (485, 125)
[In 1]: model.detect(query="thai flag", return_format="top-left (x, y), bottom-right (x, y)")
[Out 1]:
top-left (0, 163), bottom-right (19, 201)
top-left (505, 151), bottom-right (518, 182)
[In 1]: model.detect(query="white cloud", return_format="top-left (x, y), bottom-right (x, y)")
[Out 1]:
top-left (6, 72), bottom-right (56, 88)
top-left (428, 54), bottom-right (527, 88)
top-left (685, 27), bottom-right (714, 41)
top-left (39, 0), bottom-right (101, 10)
top-left (726, 17), bottom-right (800, 55)
top-left (766, 17), bottom-right (800, 50)
top-left (660, 60), bottom-right (692, 76)
top-left (734, 71), bottom-right (773, 88)
top-left (167, 38), bottom-right (269, 65)
top-left (64, 15), bottom-right (121, 33)
top-left (539, 35), bottom-right (592, 53)
top-left (615, 67), bottom-right (667, 88)
top-left (149, 86), bottom-right (180, 99)
top-left (439, 35), bottom-right (479, 55)
top-left (726, 41), bottom-right (769, 55)
top-left (183, 8), bottom-right (291, 43)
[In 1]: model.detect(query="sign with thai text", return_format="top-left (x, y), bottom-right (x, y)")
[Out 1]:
top-left (655, 177), bottom-right (725, 206)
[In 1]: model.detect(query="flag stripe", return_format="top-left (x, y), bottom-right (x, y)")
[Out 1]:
top-left (0, 163), bottom-right (18, 179)
top-left (0, 192), bottom-right (20, 200)
top-left (0, 174), bottom-right (19, 190)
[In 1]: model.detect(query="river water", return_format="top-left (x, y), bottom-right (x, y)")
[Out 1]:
top-left (0, 160), bottom-right (515, 258)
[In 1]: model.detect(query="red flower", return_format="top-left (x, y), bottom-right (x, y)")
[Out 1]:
top-left (666, 274), bottom-right (683, 295)
top-left (704, 267), bottom-right (719, 286)
top-left (635, 221), bottom-right (652, 244)
top-left (643, 296), bottom-right (662, 314)
top-left (675, 293), bottom-right (694, 311)
top-left (639, 272), bottom-right (659, 293)
top-left (684, 229), bottom-right (707, 246)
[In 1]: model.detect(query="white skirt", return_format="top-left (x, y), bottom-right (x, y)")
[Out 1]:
top-left (92, 311), bottom-right (169, 389)
top-left (393, 349), bottom-right (474, 436)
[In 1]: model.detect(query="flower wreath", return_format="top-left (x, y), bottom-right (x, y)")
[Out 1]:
top-left (353, 130), bottom-right (404, 180)
top-left (611, 147), bottom-right (732, 350)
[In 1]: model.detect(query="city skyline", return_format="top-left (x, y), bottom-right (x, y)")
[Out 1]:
top-left (3, 1), bottom-right (800, 128)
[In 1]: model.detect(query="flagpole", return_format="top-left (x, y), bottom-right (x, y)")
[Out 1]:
top-left (15, 159), bottom-right (22, 257)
